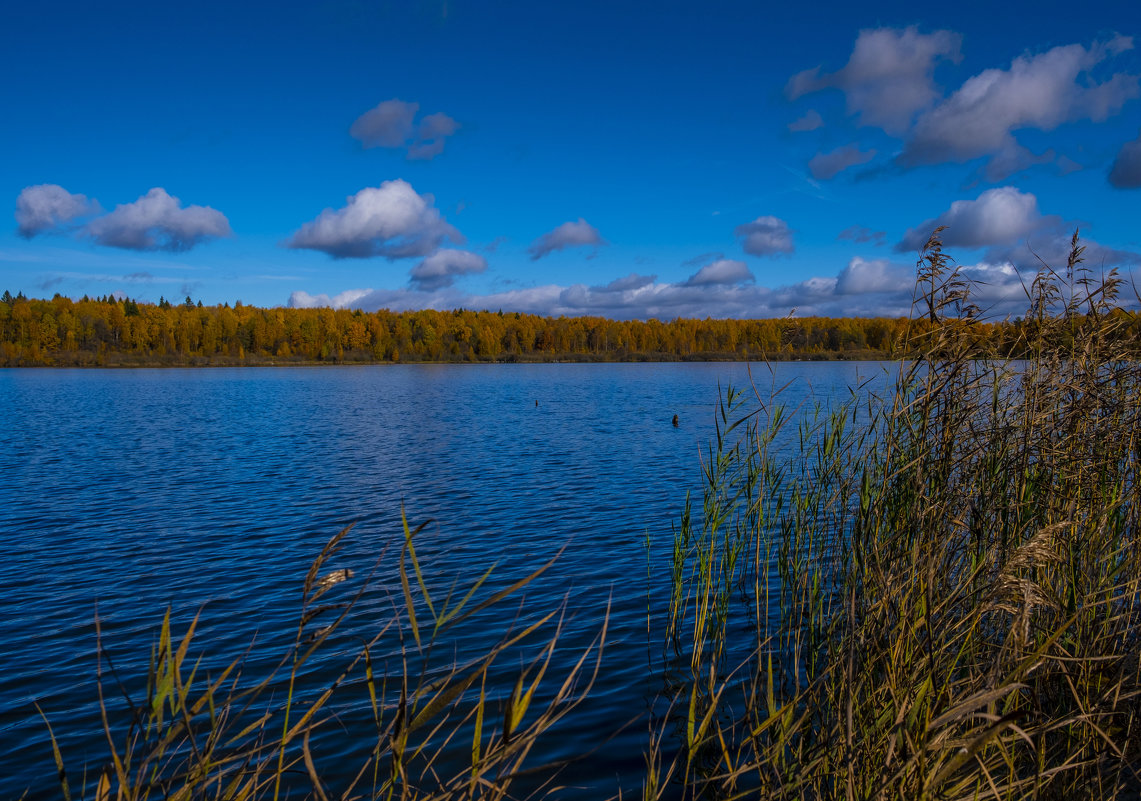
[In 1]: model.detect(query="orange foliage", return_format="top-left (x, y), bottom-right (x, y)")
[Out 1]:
top-left (0, 291), bottom-right (1031, 367)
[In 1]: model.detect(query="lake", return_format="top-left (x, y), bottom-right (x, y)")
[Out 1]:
top-left (0, 362), bottom-right (893, 798)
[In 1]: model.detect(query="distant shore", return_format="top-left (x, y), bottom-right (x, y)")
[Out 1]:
top-left (1, 292), bottom-right (914, 367)
top-left (1, 349), bottom-right (894, 368)
top-left (4, 291), bottom-right (1111, 368)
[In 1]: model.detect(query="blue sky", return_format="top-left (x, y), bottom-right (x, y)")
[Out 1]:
top-left (3, 0), bottom-right (1140, 319)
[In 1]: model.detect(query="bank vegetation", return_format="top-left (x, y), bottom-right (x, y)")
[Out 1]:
top-left (31, 231), bottom-right (1141, 798)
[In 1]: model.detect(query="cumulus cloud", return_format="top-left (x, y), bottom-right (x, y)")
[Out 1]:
top-left (684, 259), bottom-right (754, 286)
top-left (409, 248), bottom-right (487, 290)
top-left (1003, 235), bottom-right (1141, 273)
top-left (527, 218), bottom-right (605, 260)
top-left (835, 257), bottom-right (911, 294)
top-left (16, 184), bottom-right (99, 237)
top-left (1109, 130), bottom-right (1141, 188)
top-left (896, 187), bottom-right (1057, 252)
top-left (289, 240), bottom-right (1127, 321)
top-left (788, 109), bottom-right (824, 132)
top-left (288, 189), bottom-right (1138, 321)
top-left (787, 26), bottom-right (962, 134)
top-left (85, 188), bottom-right (232, 251)
top-left (790, 31), bottom-right (1140, 181)
top-left (286, 257), bottom-right (919, 321)
top-left (837, 225), bottom-right (886, 246)
top-left (736, 216), bottom-right (794, 256)
top-left (900, 36), bottom-right (1140, 180)
top-left (350, 99), bottom-right (460, 160)
top-left (289, 288), bottom-right (376, 310)
top-left (14, 184), bottom-right (228, 252)
top-left (285, 179), bottom-right (461, 259)
top-left (287, 246), bottom-right (952, 320)
top-left (808, 144), bottom-right (876, 180)
top-left (896, 186), bottom-right (1140, 272)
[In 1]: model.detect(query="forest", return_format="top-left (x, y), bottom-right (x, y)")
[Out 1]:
top-left (0, 289), bottom-right (1132, 366)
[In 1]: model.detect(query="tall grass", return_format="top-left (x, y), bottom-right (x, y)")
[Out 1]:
top-left (36, 229), bottom-right (1141, 799)
top-left (40, 514), bottom-right (606, 800)
top-left (651, 229), bottom-right (1141, 799)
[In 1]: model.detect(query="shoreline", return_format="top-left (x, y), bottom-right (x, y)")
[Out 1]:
top-left (0, 350), bottom-right (892, 368)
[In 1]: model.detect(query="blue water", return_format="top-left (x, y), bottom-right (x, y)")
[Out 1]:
top-left (0, 362), bottom-right (890, 798)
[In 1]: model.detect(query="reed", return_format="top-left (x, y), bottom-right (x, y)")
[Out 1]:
top-left (649, 229), bottom-right (1141, 800)
top-left (36, 230), bottom-right (1141, 799)
top-left (39, 512), bottom-right (606, 800)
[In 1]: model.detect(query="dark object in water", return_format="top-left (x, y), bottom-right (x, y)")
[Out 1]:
top-left (535, 399), bottom-right (539, 407)
top-left (672, 414), bottom-right (679, 427)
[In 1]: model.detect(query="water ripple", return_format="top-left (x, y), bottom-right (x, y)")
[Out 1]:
top-left (0, 362), bottom-right (886, 799)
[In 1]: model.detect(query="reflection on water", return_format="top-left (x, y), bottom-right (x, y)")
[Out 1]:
top-left (0, 361), bottom-right (891, 798)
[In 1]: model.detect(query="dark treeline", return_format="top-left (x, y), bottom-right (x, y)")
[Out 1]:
top-left (0, 290), bottom-right (1134, 366)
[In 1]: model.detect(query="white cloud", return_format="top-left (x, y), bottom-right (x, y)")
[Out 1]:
top-left (900, 36), bottom-right (1140, 180)
top-left (409, 248), bottom-right (487, 290)
top-left (941, 260), bottom-right (1050, 314)
top-left (1109, 130), bottom-right (1141, 188)
top-left (15, 184), bottom-right (99, 238)
top-left (736, 216), bottom-right (794, 256)
top-left (897, 187), bottom-right (1054, 252)
top-left (287, 255), bottom-right (929, 321)
top-left (835, 257), bottom-right (912, 294)
top-left (350, 99), bottom-right (460, 160)
top-left (85, 188), bottom-right (232, 251)
top-left (1003, 235), bottom-right (1141, 273)
top-left (15, 185), bottom-right (229, 252)
top-left (528, 218), bottom-right (605, 260)
top-left (790, 31), bottom-right (1140, 181)
top-left (896, 187), bottom-right (1140, 271)
top-left (787, 26), bottom-right (962, 135)
top-left (285, 179), bottom-right (461, 259)
top-left (684, 259), bottom-right (754, 286)
top-left (289, 288), bottom-right (376, 309)
top-left (808, 144), bottom-right (876, 180)
top-left (290, 246), bottom-right (1124, 321)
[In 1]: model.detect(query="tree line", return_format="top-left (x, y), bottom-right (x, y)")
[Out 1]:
top-left (0, 290), bottom-right (1131, 366)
